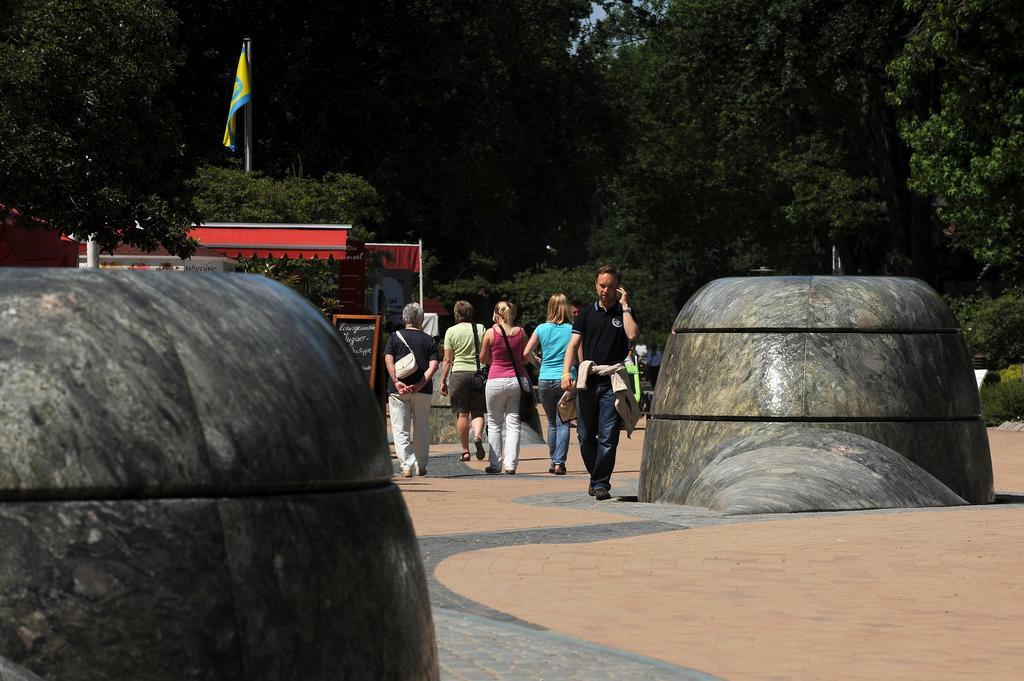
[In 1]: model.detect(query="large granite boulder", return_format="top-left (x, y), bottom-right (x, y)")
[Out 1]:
top-left (428, 383), bottom-right (460, 444)
top-left (640, 276), bottom-right (994, 508)
top-left (0, 657), bottom-right (42, 681)
top-left (0, 270), bottom-right (438, 680)
top-left (657, 428), bottom-right (967, 514)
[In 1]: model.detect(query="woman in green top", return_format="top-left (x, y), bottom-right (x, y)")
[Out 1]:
top-left (440, 300), bottom-right (487, 461)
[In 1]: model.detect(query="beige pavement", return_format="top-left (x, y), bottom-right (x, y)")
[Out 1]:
top-left (395, 427), bottom-right (648, 537)
top-left (437, 505), bottom-right (1024, 680)
top-left (988, 429), bottom-right (1024, 490)
top-left (401, 427), bottom-right (1024, 680)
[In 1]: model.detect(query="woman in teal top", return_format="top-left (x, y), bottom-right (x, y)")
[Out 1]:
top-left (523, 293), bottom-right (575, 474)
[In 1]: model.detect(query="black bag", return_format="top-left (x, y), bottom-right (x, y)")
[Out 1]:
top-left (520, 383), bottom-right (537, 414)
top-left (471, 323), bottom-right (488, 394)
top-left (497, 325), bottom-right (536, 413)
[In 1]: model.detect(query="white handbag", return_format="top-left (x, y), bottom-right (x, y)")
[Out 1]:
top-left (393, 331), bottom-right (419, 379)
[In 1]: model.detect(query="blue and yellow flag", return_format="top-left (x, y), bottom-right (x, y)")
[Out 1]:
top-left (222, 45), bottom-right (252, 150)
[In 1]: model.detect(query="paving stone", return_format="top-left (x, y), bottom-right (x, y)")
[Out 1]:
top-left (434, 608), bottom-right (720, 681)
top-left (403, 434), bottom-right (1024, 680)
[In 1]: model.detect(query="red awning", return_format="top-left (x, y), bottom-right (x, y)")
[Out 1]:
top-left (189, 223), bottom-right (351, 259)
top-left (366, 243), bottom-right (420, 272)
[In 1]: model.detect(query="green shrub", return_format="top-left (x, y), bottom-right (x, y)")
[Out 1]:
top-left (189, 166), bottom-right (381, 240)
top-left (946, 291), bottom-right (1024, 367)
top-left (999, 364), bottom-right (1023, 383)
top-left (980, 380), bottom-right (1024, 426)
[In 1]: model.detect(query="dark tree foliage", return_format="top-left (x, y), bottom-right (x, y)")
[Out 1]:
top-left (0, 0), bottom-right (196, 255)
top-left (190, 166), bottom-right (381, 239)
top-left (890, 0), bottom-right (1024, 280)
top-left (6, 0), bottom-right (1016, 339)
top-left (168, 0), bottom-right (613, 281)
top-left (588, 0), bottom-right (973, 332)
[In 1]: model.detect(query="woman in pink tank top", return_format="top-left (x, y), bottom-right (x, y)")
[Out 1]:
top-left (479, 301), bottom-right (529, 473)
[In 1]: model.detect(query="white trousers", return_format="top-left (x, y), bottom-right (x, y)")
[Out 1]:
top-left (485, 377), bottom-right (525, 470)
top-left (389, 392), bottom-right (432, 473)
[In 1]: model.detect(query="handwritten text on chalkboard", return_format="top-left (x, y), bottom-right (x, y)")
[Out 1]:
top-left (332, 315), bottom-right (381, 389)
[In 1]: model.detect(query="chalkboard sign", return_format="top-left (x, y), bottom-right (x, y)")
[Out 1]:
top-left (332, 314), bottom-right (382, 390)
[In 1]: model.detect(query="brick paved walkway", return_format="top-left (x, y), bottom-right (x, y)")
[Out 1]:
top-left (396, 426), bottom-right (1024, 680)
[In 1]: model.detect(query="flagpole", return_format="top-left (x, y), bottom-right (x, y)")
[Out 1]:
top-left (418, 239), bottom-right (424, 309)
top-left (243, 36), bottom-right (253, 173)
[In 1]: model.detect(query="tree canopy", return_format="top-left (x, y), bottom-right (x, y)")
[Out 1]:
top-left (890, 0), bottom-right (1024, 276)
top-left (5, 0), bottom-right (1023, 338)
top-left (190, 167), bottom-right (381, 240)
top-left (0, 0), bottom-right (196, 255)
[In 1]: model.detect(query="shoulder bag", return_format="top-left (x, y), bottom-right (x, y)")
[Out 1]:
top-left (393, 331), bottom-right (419, 380)
top-left (471, 324), bottom-right (488, 393)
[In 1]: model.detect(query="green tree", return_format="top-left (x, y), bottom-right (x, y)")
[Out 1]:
top-left (167, 0), bottom-right (612, 280)
top-left (591, 0), bottom-right (948, 333)
top-left (499, 265), bottom-right (597, 327)
top-left (889, 0), bottom-right (1024, 278)
top-left (946, 291), bottom-right (1024, 367)
top-left (189, 166), bottom-right (381, 240)
top-left (0, 0), bottom-right (196, 255)
top-left (434, 257), bottom-right (596, 329)
top-left (234, 255), bottom-right (345, 316)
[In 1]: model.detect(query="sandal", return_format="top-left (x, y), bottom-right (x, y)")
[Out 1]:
top-left (459, 452), bottom-right (472, 462)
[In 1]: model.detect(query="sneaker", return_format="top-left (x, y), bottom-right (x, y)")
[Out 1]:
top-left (473, 437), bottom-right (485, 460)
top-left (484, 467), bottom-right (501, 475)
top-left (594, 488), bottom-right (611, 501)
top-left (401, 468), bottom-right (413, 478)
top-left (553, 464), bottom-right (566, 475)
top-left (503, 468), bottom-right (516, 475)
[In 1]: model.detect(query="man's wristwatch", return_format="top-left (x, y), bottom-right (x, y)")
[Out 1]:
top-left (622, 306), bottom-right (632, 314)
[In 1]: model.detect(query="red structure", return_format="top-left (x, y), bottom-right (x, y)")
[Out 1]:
top-left (189, 222), bottom-right (351, 259)
top-left (0, 210), bottom-right (78, 268)
top-left (365, 243), bottom-right (421, 272)
top-left (189, 222), bottom-right (366, 312)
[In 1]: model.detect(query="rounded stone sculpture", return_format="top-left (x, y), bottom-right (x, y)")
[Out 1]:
top-left (0, 657), bottom-right (43, 681)
top-left (0, 270), bottom-right (438, 680)
top-left (657, 428), bottom-right (967, 514)
top-left (640, 276), bottom-right (994, 509)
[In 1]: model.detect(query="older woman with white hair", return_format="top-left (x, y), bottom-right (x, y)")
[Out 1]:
top-left (384, 302), bottom-right (440, 477)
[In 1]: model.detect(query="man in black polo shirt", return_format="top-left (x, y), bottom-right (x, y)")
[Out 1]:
top-left (561, 265), bottom-right (639, 500)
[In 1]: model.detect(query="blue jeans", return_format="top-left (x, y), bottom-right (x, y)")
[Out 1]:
top-left (538, 379), bottom-right (569, 465)
top-left (576, 381), bottom-right (621, 491)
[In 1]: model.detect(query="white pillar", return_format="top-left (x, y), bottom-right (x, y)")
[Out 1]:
top-left (86, 237), bottom-right (99, 268)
